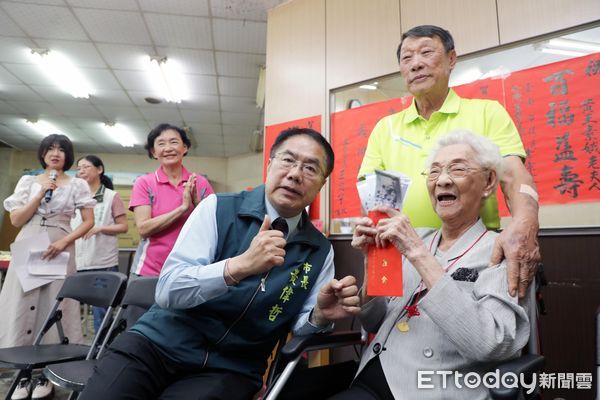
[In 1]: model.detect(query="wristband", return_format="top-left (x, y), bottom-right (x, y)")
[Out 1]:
top-left (225, 258), bottom-right (240, 285)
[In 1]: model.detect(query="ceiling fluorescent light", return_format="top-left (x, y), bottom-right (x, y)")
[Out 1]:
top-left (548, 38), bottom-right (600, 53)
top-left (541, 47), bottom-right (587, 57)
top-left (359, 84), bottom-right (378, 90)
top-left (147, 56), bottom-right (187, 103)
top-left (102, 123), bottom-right (136, 147)
top-left (256, 65), bottom-right (266, 109)
top-left (28, 48), bottom-right (93, 98)
top-left (24, 119), bottom-right (64, 136)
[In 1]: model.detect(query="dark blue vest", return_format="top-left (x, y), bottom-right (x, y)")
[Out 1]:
top-left (132, 186), bottom-right (331, 386)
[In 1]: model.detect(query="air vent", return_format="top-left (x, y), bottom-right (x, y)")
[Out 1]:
top-left (144, 97), bottom-right (162, 104)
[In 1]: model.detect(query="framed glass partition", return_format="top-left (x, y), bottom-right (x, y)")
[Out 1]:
top-left (328, 23), bottom-right (600, 234)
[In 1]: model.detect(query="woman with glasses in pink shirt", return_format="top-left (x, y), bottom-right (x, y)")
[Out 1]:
top-left (129, 124), bottom-right (214, 277)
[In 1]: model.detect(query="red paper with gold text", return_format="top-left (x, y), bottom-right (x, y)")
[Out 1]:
top-left (367, 211), bottom-right (403, 297)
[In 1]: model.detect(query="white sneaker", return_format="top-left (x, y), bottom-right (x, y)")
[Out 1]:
top-left (11, 378), bottom-right (31, 400)
top-left (32, 377), bottom-right (54, 400)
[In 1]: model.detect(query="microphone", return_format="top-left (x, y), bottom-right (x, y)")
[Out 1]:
top-left (44, 170), bottom-right (58, 203)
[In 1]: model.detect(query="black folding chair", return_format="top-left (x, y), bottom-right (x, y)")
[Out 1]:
top-left (43, 276), bottom-right (158, 398)
top-left (0, 271), bottom-right (127, 400)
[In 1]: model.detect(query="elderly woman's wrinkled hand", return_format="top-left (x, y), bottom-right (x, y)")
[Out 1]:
top-left (351, 216), bottom-right (377, 255)
top-left (373, 206), bottom-right (426, 259)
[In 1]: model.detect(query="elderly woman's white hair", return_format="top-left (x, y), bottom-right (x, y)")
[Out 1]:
top-left (425, 130), bottom-right (503, 179)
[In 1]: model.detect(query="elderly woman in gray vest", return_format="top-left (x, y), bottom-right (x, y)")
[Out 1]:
top-left (74, 155), bottom-right (128, 333)
top-left (337, 130), bottom-right (532, 399)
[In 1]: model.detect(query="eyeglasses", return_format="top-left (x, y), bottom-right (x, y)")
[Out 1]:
top-left (422, 163), bottom-right (486, 181)
top-left (272, 152), bottom-right (323, 179)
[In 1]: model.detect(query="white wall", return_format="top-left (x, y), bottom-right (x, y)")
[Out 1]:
top-left (227, 152), bottom-right (264, 192)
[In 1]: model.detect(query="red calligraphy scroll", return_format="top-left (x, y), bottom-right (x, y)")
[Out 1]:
top-left (505, 53), bottom-right (600, 204)
top-left (264, 115), bottom-right (322, 220)
top-left (330, 97), bottom-right (411, 219)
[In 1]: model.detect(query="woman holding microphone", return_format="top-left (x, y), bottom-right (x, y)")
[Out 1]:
top-left (0, 134), bottom-right (95, 400)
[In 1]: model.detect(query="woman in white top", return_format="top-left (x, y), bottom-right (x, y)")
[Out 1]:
top-left (74, 155), bottom-right (128, 333)
top-left (0, 134), bottom-right (95, 400)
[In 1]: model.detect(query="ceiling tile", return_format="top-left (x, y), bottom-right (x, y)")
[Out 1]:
top-left (88, 89), bottom-right (133, 106)
top-left (222, 124), bottom-right (256, 136)
top-left (195, 135), bottom-right (223, 146)
top-left (138, 106), bottom-right (182, 122)
top-left (0, 37), bottom-right (37, 63)
top-left (220, 96), bottom-right (258, 113)
top-left (224, 134), bottom-right (252, 146)
top-left (145, 14), bottom-right (212, 48)
top-left (3, 63), bottom-right (56, 86)
top-left (0, 99), bottom-right (18, 114)
top-left (31, 85), bottom-right (87, 104)
top-left (73, 8), bottom-right (152, 45)
top-left (221, 111), bottom-right (260, 125)
top-left (66, 0), bottom-right (138, 11)
top-left (215, 52), bottom-right (264, 77)
top-left (212, 19), bottom-right (266, 53)
top-left (0, 65), bottom-right (21, 85)
top-left (0, 84), bottom-right (44, 101)
top-left (195, 142), bottom-right (224, 157)
top-left (14, 0), bottom-right (66, 5)
top-left (179, 109), bottom-right (221, 124)
top-left (210, 0), bottom-right (285, 21)
top-left (2, 3), bottom-right (88, 40)
top-left (95, 105), bottom-right (142, 121)
top-left (0, 135), bottom-right (38, 150)
top-left (224, 141), bottom-right (250, 157)
top-left (34, 39), bottom-right (106, 68)
top-left (185, 74), bottom-right (218, 95)
top-left (96, 43), bottom-right (154, 70)
top-left (113, 70), bottom-right (153, 91)
top-left (86, 69), bottom-right (123, 91)
top-left (5, 100), bottom-right (59, 118)
top-left (0, 9), bottom-right (27, 36)
top-left (186, 122), bottom-right (222, 136)
top-left (2, 63), bottom-right (112, 92)
top-left (177, 94), bottom-right (220, 111)
top-left (51, 102), bottom-right (104, 118)
top-left (155, 46), bottom-right (216, 75)
top-left (138, 0), bottom-right (209, 16)
top-left (218, 76), bottom-right (257, 97)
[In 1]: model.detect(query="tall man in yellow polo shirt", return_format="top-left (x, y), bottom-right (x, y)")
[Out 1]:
top-left (359, 25), bottom-right (540, 297)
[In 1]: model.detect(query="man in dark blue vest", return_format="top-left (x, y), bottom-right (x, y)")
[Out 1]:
top-left (81, 128), bottom-right (361, 400)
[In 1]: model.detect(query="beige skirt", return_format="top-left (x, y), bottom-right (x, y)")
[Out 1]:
top-left (0, 214), bottom-right (83, 347)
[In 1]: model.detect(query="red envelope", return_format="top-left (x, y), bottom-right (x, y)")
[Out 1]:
top-left (366, 211), bottom-right (403, 297)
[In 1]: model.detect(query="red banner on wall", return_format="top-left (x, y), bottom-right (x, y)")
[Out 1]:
top-left (329, 53), bottom-right (600, 221)
top-left (505, 54), bottom-right (600, 204)
top-left (264, 115), bottom-right (322, 220)
top-left (330, 97), bottom-right (411, 219)
top-left (453, 77), bottom-right (506, 104)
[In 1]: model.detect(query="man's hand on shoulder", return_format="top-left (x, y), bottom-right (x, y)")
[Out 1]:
top-left (310, 276), bottom-right (360, 327)
top-left (490, 215), bottom-right (540, 298)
